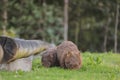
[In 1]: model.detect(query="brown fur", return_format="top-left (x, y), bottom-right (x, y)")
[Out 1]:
top-left (57, 41), bottom-right (82, 69)
top-left (41, 47), bottom-right (59, 67)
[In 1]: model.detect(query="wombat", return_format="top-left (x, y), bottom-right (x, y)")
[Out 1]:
top-left (57, 41), bottom-right (82, 69)
top-left (41, 47), bottom-right (59, 67)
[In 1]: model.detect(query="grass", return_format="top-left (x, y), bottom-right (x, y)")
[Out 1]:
top-left (0, 52), bottom-right (120, 80)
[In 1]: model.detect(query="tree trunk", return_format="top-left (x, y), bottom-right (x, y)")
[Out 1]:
top-left (103, 17), bottom-right (111, 52)
top-left (2, 0), bottom-right (8, 36)
top-left (75, 23), bottom-right (79, 45)
top-left (0, 44), bottom-right (4, 63)
top-left (0, 56), bottom-right (33, 72)
top-left (0, 36), bottom-right (53, 63)
top-left (64, 0), bottom-right (69, 41)
top-left (114, 4), bottom-right (119, 53)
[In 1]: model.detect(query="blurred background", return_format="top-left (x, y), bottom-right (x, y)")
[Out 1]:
top-left (0, 0), bottom-right (120, 53)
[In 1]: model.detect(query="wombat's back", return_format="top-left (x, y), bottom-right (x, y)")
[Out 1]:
top-left (57, 41), bottom-right (82, 69)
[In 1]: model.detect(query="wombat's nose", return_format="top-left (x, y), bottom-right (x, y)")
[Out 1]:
top-left (43, 62), bottom-right (51, 67)
top-left (70, 63), bottom-right (79, 69)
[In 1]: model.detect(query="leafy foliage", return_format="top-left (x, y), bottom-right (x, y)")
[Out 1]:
top-left (0, 0), bottom-right (120, 52)
top-left (69, 0), bottom-right (120, 52)
top-left (2, 0), bottom-right (63, 44)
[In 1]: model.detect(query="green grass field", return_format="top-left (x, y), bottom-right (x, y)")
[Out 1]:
top-left (0, 52), bottom-right (120, 80)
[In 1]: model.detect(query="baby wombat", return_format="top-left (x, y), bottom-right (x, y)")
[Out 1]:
top-left (41, 47), bottom-right (59, 67)
top-left (57, 41), bottom-right (82, 69)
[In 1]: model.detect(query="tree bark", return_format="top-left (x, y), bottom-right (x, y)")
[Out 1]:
top-left (2, 0), bottom-right (8, 36)
top-left (75, 23), bottom-right (79, 45)
top-left (103, 17), bottom-right (111, 52)
top-left (114, 4), bottom-right (119, 53)
top-left (64, 0), bottom-right (69, 41)
top-left (0, 45), bottom-right (3, 63)
top-left (0, 36), bottom-right (52, 63)
top-left (0, 56), bottom-right (33, 71)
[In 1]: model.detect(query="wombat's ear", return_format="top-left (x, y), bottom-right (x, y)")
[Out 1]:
top-left (66, 52), bottom-right (72, 57)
